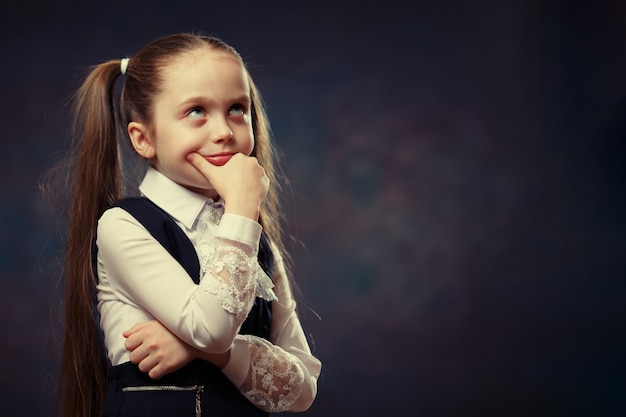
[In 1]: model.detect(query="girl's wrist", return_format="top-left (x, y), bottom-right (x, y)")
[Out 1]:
top-left (197, 349), bottom-right (231, 369)
top-left (224, 202), bottom-right (260, 221)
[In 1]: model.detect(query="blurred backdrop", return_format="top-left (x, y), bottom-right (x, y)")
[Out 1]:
top-left (1, 0), bottom-right (625, 416)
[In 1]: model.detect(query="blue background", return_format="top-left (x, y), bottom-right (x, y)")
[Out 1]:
top-left (1, 0), bottom-right (625, 416)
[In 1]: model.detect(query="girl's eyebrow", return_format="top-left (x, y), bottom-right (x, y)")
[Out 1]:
top-left (226, 94), bottom-right (251, 105)
top-left (176, 94), bottom-right (250, 109)
top-left (176, 96), bottom-right (210, 109)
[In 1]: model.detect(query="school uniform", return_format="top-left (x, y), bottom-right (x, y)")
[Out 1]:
top-left (95, 167), bottom-right (321, 416)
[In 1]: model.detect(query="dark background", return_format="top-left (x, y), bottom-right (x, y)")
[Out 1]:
top-left (1, 1), bottom-right (625, 416)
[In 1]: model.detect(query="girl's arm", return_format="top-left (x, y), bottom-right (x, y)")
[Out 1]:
top-left (220, 248), bottom-right (321, 412)
top-left (184, 153), bottom-right (320, 411)
top-left (97, 208), bottom-right (269, 356)
top-left (122, 320), bottom-right (230, 379)
top-left (121, 248), bottom-right (321, 412)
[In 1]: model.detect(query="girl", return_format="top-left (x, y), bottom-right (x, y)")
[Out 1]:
top-left (58, 33), bottom-right (321, 417)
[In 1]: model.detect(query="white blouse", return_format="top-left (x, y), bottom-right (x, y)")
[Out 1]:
top-left (96, 167), bottom-right (321, 412)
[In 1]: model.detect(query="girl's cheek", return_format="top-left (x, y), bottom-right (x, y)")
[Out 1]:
top-left (183, 139), bottom-right (204, 155)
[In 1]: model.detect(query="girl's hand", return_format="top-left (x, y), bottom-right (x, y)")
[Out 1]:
top-left (123, 320), bottom-right (195, 379)
top-left (187, 152), bottom-right (269, 220)
top-left (123, 320), bottom-right (230, 379)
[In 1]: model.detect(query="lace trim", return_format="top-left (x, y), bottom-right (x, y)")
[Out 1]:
top-left (199, 244), bottom-right (276, 323)
top-left (240, 335), bottom-right (305, 412)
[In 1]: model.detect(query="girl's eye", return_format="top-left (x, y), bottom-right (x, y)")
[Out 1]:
top-left (187, 107), bottom-right (206, 119)
top-left (229, 103), bottom-right (246, 117)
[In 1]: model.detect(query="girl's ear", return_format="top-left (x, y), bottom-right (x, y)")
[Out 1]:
top-left (128, 122), bottom-right (156, 159)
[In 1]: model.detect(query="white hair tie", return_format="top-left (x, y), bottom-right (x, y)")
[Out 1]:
top-left (120, 57), bottom-right (130, 75)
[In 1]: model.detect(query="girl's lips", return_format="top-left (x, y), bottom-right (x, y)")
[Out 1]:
top-left (204, 153), bottom-right (233, 166)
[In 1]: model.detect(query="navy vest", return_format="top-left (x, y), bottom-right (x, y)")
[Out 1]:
top-left (99, 197), bottom-right (273, 417)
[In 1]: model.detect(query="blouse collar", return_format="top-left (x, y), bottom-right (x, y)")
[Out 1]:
top-left (138, 166), bottom-right (219, 230)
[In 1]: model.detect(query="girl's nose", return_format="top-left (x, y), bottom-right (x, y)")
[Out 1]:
top-left (210, 118), bottom-right (233, 143)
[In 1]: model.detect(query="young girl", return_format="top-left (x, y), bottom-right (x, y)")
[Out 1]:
top-left (58, 33), bottom-right (321, 417)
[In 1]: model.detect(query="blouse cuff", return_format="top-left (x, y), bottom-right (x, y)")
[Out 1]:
top-left (221, 337), bottom-right (251, 388)
top-left (215, 213), bottom-right (262, 249)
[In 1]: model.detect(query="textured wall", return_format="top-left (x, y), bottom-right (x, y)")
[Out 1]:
top-left (1, 1), bottom-right (625, 416)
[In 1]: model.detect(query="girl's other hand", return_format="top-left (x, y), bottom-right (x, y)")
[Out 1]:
top-left (123, 320), bottom-right (195, 379)
top-left (123, 320), bottom-right (231, 379)
top-left (187, 152), bottom-right (269, 220)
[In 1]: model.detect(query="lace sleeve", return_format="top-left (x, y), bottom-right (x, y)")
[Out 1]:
top-left (219, 248), bottom-right (321, 412)
top-left (237, 334), bottom-right (306, 412)
top-left (198, 238), bottom-right (276, 324)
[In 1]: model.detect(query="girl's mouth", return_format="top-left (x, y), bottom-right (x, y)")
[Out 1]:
top-left (204, 153), bottom-right (233, 166)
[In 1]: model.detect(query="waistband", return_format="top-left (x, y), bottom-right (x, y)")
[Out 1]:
top-left (103, 360), bottom-right (268, 417)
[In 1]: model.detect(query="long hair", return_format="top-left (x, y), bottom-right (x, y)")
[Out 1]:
top-left (58, 33), bottom-right (287, 417)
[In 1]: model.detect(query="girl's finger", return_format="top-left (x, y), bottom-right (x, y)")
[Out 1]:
top-left (137, 354), bottom-right (158, 374)
top-left (128, 344), bottom-right (149, 364)
top-left (186, 152), bottom-right (217, 176)
top-left (148, 364), bottom-right (165, 380)
top-left (123, 321), bottom-right (149, 338)
top-left (124, 331), bottom-right (143, 351)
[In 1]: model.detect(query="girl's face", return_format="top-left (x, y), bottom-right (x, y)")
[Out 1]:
top-left (130, 48), bottom-right (254, 198)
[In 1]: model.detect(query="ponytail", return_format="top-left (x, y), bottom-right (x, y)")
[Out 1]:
top-left (57, 60), bottom-right (124, 417)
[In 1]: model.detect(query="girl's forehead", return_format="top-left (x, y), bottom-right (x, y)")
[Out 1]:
top-left (164, 48), bottom-right (242, 73)
top-left (156, 48), bottom-right (249, 102)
